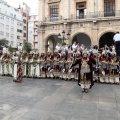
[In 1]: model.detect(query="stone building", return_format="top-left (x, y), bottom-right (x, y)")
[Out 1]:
top-left (38, 0), bottom-right (120, 53)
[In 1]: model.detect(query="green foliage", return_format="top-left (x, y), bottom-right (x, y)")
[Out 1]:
top-left (0, 39), bottom-right (9, 50)
top-left (8, 45), bottom-right (13, 53)
top-left (62, 42), bottom-right (66, 46)
top-left (23, 42), bottom-right (32, 53)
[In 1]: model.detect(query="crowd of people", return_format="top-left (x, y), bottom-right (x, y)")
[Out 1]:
top-left (0, 41), bottom-right (120, 93)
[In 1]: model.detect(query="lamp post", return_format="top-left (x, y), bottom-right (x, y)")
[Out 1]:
top-left (58, 30), bottom-right (70, 43)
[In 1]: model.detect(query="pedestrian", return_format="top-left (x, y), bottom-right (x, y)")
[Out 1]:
top-left (113, 32), bottom-right (120, 60)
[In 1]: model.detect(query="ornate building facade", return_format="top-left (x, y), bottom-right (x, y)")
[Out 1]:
top-left (38, 0), bottom-right (120, 53)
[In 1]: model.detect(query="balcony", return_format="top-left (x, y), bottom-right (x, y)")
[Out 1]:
top-left (43, 16), bottom-right (63, 23)
top-left (48, 0), bottom-right (61, 4)
top-left (71, 10), bottom-right (120, 20)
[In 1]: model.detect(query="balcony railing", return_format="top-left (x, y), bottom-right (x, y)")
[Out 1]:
top-left (71, 11), bottom-right (120, 20)
top-left (43, 16), bottom-right (63, 22)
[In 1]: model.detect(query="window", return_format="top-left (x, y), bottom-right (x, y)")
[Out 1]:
top-left (6, 25), bottom-right (9, 29)
top-left (76, 2), bottom-right (86, 19)
top-left (20, 23), bottom-right (23, 26)
top-left (50, 5), bottom-right (59, 18)
top-left (6, 17), bottom-right (9, 22)
top-left (17, 29), bottom-right (22, 33)
top-left (10, 41), bottom-right (13, 45)
top-left (0, 15), bottom-right (4, 20)
top-left (11, 27), bottom-right (14, 31)
top-left (6, 33), bottom-right (9, 37)
top-left (23, 12), bottom-right (26, 17)
top-left (14, 15), bottom-right (16, 18)
top-left (0, 31), bottom-right (4, 35)
top-left (23, 19), bottom-right (26, 24)
top-left (23, 26), bottom-right (26, 30)
top-left (11, 19), bottom-right (14, 24)
top-left (104, 0), bottom-right (115, 17)
top-left (24, 33), bottom-right (26, 37)
top-left (17, 36), bottom-right (21, 39)
top-left (11, 34), bottom-right (14, 39)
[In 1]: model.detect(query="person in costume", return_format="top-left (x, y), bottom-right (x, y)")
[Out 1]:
top-left (39, 53), bottom-right (46, 78)
top-left (66, 50), bottom-right (74, 81)
top-left (70, 49), bottom-right (96, 93)
top-left (53, 50), bottom-right (59, 79)
top-left (13, 53), bottom-right (23, 83)
top-left (99, 50), bottom-right (111, 83)
top-left (109, 51), bottom-right (119, 84)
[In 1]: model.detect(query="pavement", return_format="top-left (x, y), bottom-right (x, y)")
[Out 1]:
top-left (0, 76), bottom-right (120, 120)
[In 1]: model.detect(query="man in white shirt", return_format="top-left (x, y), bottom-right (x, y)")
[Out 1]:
top-left (72, 41), bottom-right (77, 52)
top-left (113, 32), bottom-right (120, 59)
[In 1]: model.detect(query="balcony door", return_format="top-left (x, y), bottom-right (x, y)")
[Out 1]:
top-left (76, 2), bottom-right (86, 19)
top-left (104, 0), bottom-right (115, 17)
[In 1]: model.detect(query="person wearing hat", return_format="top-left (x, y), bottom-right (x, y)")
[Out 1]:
top-left (73, 51), bottom-right (81, 81)
top-left (27, 52), bottom-right (34, 78)
top-left (21, 52), bottom-right (28, 77)
top-left (39, 53), bottom-right (46, 78)
top-left (66, 51), bottom-right (74, 81)
top-left (13, 52), bottom-right (23, 83)
top-left (109, 51), bottom-right (119, 84)
top-left (92, 49), bottom-right (100, 82)
top-left (70, 50), bottom-right (96, 93)
top-left (99, 50), bottom-right (110, 83)
top-left (53, 51), bottom-right (59, 79)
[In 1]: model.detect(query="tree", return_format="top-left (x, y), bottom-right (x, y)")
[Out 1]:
top-left (23, 42), bottom-right (32, 53)
top-left (0, 39), bottom-right (9, 50)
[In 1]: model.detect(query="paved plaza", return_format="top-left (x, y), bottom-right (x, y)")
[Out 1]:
top-left (0, 77), bottom-right (120, 120)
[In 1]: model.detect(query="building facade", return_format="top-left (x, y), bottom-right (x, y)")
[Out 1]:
top-left (28, 12), bottom-right (38, 49)
top-left (0, 1), bottom-right (23, 48)
top-left (19, 2), bottom-right (30, 42)
top-left (38, 0), bottom-right (120, 53)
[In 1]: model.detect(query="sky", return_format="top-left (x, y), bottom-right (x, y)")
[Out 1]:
top-left (5, 0), bottom-right (38, 12)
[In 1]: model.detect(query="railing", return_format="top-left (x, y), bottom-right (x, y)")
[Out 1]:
top-left (71, 11), bottom-right (120, 20)
top-left (43, 16), bottom-right (63, 22)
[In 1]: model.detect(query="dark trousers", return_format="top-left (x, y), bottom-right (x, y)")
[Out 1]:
top-left (115, 41), bottom-right (120, 58)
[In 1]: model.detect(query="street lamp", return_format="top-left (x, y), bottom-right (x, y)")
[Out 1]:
top-left (58, 30), bottom-right (70, 43)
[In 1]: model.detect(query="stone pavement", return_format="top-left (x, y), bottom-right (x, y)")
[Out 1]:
top-left (0, 76), bottom-right (120, 120)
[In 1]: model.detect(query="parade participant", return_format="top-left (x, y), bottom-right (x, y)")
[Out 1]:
top-left (74, 51), bottom-right (81, 81)
top-left (99, 50), bottom-right (110, 83)
top-left (27, 52), bottom-right (33, 77)
top-left (39, 53), bottom-right (46, 78)
top-left (21, 52), bottom-right (28, 77)
top-left (13, 53), bottom-right (23, 83)
top-left (70, 49), bottom-right (96, 93)
top-left (1, 53), bottom-right (7, 76)
top-left (92, 49), bottom-right (100, 82)
top-left (35, 52), bottom-right (41, 78)
top-left (32, 52), bottom-right (39, 78)
top-left (46, 51), bottom-right (53, 78)
top-left (59, 51), bottom-right (66, 80)
top-left (113, 32), bottom-right (120, 60)
top-left (109, 51), bottom-right (119, 84)
top-left (53, 50), bottom-right (59, 79)
top-left (66, 51), bottom-right (74, 80)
